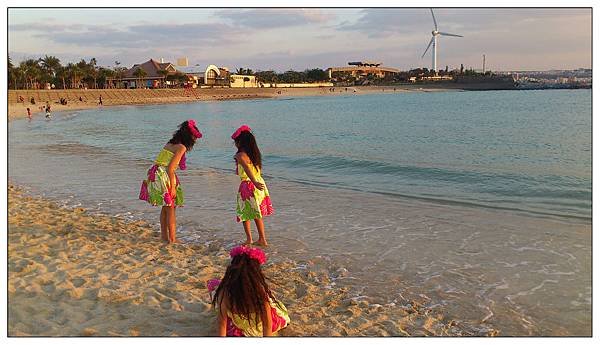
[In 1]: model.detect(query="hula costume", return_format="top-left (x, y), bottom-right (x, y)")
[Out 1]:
top-left (207, 278), bottom-right (290, 337)
top-left (139, 148), bottom-right (185, 207)
top-left (235, 159), bottom-right (274, 222)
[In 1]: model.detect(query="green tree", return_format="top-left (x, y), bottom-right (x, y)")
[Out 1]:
top-left (65, 63), bottom-right (80, 88)
top-left (8, 55), bottom-right (16, 89)
top-left (305, 68), bottom-right (328, 82)
top-left (157, 69), bottom-right (169, 88)
top-left (56, 65), bottom-right (68, 89)
top-left (88, 58), bottom-right (98, 88)
top-left (133, 67), bottom-right (147, 88)
top-left (20, 59), bottom-right (42, 89)
top-left (97, 67), bottom-right (114, 89)
top-left (40, 55), bottom-right (61, 87)
top-left (113, 61), bottom-right (127, 88)
top-left (255, 70), bottom-right (277, 83)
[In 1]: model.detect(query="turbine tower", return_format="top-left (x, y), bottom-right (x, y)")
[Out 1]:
top-left (421, 9), bottom-right (463, 75)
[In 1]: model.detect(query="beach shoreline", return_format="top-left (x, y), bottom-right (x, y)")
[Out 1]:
top-left (7, 86), bottom-right (456, 121)
top-left (7, 183), bottom-right (488, 336)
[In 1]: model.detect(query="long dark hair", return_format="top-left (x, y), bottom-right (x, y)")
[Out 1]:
top-left (169, 121), bottom-right (198, 151)
top-left (211, 254), bottom-right (274, 326)
top-left (235, 131), bottom-right (262, 169)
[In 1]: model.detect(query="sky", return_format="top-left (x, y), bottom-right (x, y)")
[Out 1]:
top-left (7, 8), bottom-right (592, 72)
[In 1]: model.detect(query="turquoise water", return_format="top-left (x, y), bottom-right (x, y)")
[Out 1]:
top-left (8, 89), bottom-right (592, 335)
top-left (17, 89), bottom-right (592, 219)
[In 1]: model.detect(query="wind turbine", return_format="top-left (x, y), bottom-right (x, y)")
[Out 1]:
top-left (421, 9), bottom-right (463, 75)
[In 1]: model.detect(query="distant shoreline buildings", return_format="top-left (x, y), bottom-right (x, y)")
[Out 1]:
top-left (7, 55), bottom-right (591, 91)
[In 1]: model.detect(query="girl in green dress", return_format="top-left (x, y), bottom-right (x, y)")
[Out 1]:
top-left (232, 125), bottom-right (274, 247)
top-left (139, 119), bottom-right (202, 243)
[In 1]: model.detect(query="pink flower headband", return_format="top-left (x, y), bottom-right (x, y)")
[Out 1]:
top-left (231, 125), bottom-right (251, 140)
top-left (187, 119), bottom-right (203, 139)
top-left (229, 245), bottom-right (266, 265)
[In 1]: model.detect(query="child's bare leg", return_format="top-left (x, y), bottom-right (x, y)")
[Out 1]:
top-left (242, 220), bottom-right (253, 245)
top-left (160, 207), bottom-right (168, 241)
top-left (166, 206), bottom-right (177, 243)
top-left (253, 218), bottom-right (268, 247)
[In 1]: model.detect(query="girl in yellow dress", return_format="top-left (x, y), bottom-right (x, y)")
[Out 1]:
top-left (139, 119), bottom-right (202, 243)
top-left (232, 125), bottom-right (274, 247)
top-left (208, 245), bottom-right (290, 336)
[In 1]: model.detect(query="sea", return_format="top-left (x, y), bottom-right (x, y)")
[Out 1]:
top-left (8, 89), bottom-right (592, 335)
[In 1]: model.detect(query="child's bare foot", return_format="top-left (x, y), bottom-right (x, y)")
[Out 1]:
top-left (252, 240), bottom-right (268, 247)
top-left (242, 240), bottom-right (252, 246)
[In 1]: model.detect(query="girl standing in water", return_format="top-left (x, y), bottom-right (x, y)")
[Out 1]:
top-left (139, 119), bottom-right (202, 243)
top-left (232, 125), bottom-right (274, 246)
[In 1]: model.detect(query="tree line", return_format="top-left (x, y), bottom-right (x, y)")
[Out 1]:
top-left (8, 55), bottom-right (124, 90)
top-left (8, 56), bottom-right (332, 90)
top-left (236, 67), bottom-right (329, 84)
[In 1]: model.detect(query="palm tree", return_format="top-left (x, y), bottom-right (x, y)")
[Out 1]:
top-left (20, 59), bottom-right (41, 89)
top-left (66, 62), bottom-right (81, 88)
top-left (113, 61), bottom-right (126, 88)
top-left (40, 55), bottom-right (60, 77)
top-left (88, 58), bottom-right (98, 88)
top-left (97, 67), bottom-right (114, 89)
top-left (157, 69), bottom-right (169, 88)
top-left (133, 68), bottom-right (147, 88)
top-left (56, 65), bottom-right (67, 89)
top-left (40, 55), bottom-right (61, 89)
top-left (8, 55), bottom-right (16, 89)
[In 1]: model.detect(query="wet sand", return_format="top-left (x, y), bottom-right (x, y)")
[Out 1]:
top-left (7, 184), bottom-right (487, 336)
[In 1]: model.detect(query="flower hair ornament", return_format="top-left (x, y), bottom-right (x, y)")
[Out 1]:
top-left (229, 245), bottom-right (266, 265)
top-left (187, 119), bottom-right (203, 139)
top-left (231, 125), bottom-right (251, 140)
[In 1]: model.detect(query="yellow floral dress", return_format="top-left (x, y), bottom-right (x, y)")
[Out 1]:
top-left (235, 159), bottom-right (274, 222)
top-left (139, 149), bottom-right (184, 206)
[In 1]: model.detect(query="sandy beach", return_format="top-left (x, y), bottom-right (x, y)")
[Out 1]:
top-left (7, 184), bottom-right (488, 336)
top-left (7, 86), bottom-right (452, 121)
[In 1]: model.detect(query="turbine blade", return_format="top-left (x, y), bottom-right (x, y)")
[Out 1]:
top-left (439, 32), bottom-right (463, 37)
top-left (430, 8), bottom-right (438, 31)
top-left (421, 37), bottom-right (434, 58)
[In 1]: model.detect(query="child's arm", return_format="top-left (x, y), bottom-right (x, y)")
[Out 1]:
top-left (216, 294), bottom-right (228, 336)
top-left (217, 307), bottom-right (227, 336)
top-left (167, 144), bottom-right (187, 196)
top-left (235, 152), bottom-right (265, 190)
top-left (261, 301), bottom-right (273, 336)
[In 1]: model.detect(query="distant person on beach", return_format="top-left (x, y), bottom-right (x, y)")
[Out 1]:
top-left (26, 108), bottom-right (31, 120)
top-left (232, 125), bottom-right (273, 247)
top-left (98, 95), bottom-right (103, 105)
top-left (30, 97), bottom-right (35, 105)
top-left (139, 119), bottom-right (202, 243)
top-left (208, 245), bottom-right (290, 336)
top-left (79, 96), bottom-right (83, 102)
top-left (45, 102), bottom-right (51, 118)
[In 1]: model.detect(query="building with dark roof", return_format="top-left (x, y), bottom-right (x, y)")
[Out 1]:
top-left (107, 59), bottom-right (180, 89)
top-left (328, 61), bottom-right (399, 80)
